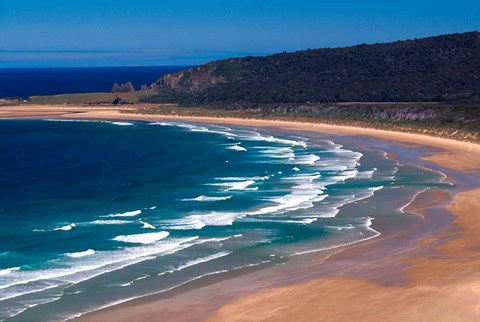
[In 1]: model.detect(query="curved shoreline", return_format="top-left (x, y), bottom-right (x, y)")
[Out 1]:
top-left (208, 188), bottom-right (480, 322)
top-left (2, 105), bottom-right (479, 321)
top-left (2, 105), bottom-right (480, 172)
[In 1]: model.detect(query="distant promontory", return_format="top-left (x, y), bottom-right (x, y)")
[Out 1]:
top-left (145, 31), bottom-right (480, 105)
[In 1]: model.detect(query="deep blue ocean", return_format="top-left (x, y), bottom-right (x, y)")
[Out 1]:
top-left (0, 119), bottom-right (448, 321)
top-left (0, 66), bottom-right (189, 99)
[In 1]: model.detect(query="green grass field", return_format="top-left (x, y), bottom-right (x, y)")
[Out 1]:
top-left (29, 90), bottom-right (157, 105)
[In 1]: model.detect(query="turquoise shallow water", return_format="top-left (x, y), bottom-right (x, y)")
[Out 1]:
top-left (0, 119), bottom-right (448, 321)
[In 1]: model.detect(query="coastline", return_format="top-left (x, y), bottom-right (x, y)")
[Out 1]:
top-left (2, 105), bottom-right (479, 172)
top-left (208, 188), bottom-right (480, 322)
top-left (2, 105), bottom-right (479, 321)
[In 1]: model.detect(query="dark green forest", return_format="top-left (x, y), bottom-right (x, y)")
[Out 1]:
top-left (145, 31), bottom-right (480, 105)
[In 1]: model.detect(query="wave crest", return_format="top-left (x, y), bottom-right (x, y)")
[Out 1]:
top-left (112, 231), bottom-right (170, 244)
top-left (65, 249), bottom-right (95, 258)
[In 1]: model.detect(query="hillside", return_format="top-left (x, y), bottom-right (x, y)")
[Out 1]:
top-left (145, 31), bottom-right (480, 104)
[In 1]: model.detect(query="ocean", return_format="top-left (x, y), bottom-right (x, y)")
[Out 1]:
top-left (0, 66), bottom-right (189, 99)
top-left (0, 119), bottom-right (448, 321)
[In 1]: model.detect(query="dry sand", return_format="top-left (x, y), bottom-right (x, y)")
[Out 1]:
top-left (208, 188), bottom-right (480, 322)
top-left (2, 105), bottom-right (480, 321)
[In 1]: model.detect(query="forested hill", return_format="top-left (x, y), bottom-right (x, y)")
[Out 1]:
top-left (146, 31), bottom-right (480, 104)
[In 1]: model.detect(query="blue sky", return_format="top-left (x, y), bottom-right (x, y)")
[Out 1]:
top-left (0, 0), bottom-right (479, 67)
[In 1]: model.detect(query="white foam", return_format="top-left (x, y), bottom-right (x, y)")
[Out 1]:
top-left (242, 133), bottom-right (307, 148)
top-left (112, 231), bottom-right (170, 244)
top-left (292, 167), bottom-right (300, 171)
top-left (324, 224), bottom-right (356, 231)
top-left (330, 169), bottom-right (360, 182)
top-left (252, 193), bottom-right (328, 216)
top-left (356, 170), bottom-right (375, 179)
top-left (150, 122), bottom-right (237, 138)
top-left (0, 237), bottom-right (200, 305)
top-left (227, 144), bottom-right (247, 152)
top-left (198, 235), bottom-right (242, 243)
top-left (181, 195), bottom-right (233, 202)
top-left (119, 275), bottom-right (149, 287)
top-left (176, 252), bottom-right (230, 271)
top-left (208, 180), bottom-right (258, 191)
top-left (333, 149), bottom-right (363, 162)
top-left (90, 220), bottom-right (134, 225)
top-left (181, 184), bottom-right (329, 227)
top-left (141, 221), bottom-right (156, 229)
top-left (292, 217), bottom-right (381, 256)
top-left (111, 122), bottom-right (134, 126)
top-left (412, 164), bottom-right (449, 183)
top-left (43, 119), bottom-right (85, 122)
top-left (148, 121), bottom-right (172, 126)
top-left (352, 186), bottom-right (384, 202)
top-left (0, 267), bottom-right (20, 276)
top-left (187, 212), bottom-right (239, 226)
top-left (65, 249), bottom-right (95, 258)
top-left (250, 218), bottom-right (318, 225)
top-left (215, 175), bottom-right (270, 181)
top-left (160, 217), bottom-right (206, 230)
top-left (244, 171), bottom-right (329, 217)
top-left (105, 210), bottom-right (142, 218)
top-left (399, 188), bottom-right (430, 213)
top-left (379, 166), bottom-right (399, 181)
top-left (282, 172), bottom-right (321, 181)
top-left (187, 162), bottom-right (375, 228)
top-left (319, 164), bottom-right (349, 171)
top-left (295, 154), bottom-right (320, 165)
top-left (53, 223), bottom-right (76, 231)
top-left (258, 147), bottom-right (295, 159)
top-left (248, 151), bottom-right (375, 222)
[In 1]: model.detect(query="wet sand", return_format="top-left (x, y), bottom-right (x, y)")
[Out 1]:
top-left (2, 105), bottom-right (479, 321)
top-left (208, 188), bottom-right (480, 322)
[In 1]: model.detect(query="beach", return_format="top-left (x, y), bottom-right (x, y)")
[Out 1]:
top-left (1, 104), bottom-right (480, 321)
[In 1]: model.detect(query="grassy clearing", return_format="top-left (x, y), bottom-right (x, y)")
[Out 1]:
top-left (29, 90), bottom-right (157, 105)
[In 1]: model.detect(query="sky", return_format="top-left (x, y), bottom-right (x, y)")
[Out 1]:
top-left (0, 0), bottom-right (479, 67)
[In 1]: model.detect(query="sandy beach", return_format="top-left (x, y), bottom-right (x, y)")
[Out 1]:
top-left (2, 104), bottom-right (480, 321)
top-left (209, 188), bottom-right (480, 322)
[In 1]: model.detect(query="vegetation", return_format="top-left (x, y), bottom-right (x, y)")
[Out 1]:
top-left (127, 102), bottom-right (480, 143)
top-left (145, 31), bottom-right (480, 104)
top-left (0, 98), bottom-right (22, 106)
top-left (29, 90), bottom-right (156, 105)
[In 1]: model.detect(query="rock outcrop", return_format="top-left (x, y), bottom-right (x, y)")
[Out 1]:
top-left (112, 82), bottom-right (135, 93)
